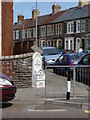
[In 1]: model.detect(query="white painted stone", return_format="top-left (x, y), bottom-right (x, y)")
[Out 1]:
top-left (32, 52), bottom-right (45, 88)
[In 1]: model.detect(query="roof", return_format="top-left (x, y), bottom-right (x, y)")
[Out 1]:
top-left (14, 11), bottom-right (66, 30)
top-left (14, 14), bottom-right (51, 30)
top-left (14, 4), bottom-right (90, 30)
top-left (52, 4), bottom-right (90, 23)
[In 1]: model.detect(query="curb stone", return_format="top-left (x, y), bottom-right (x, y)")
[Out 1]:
top-left (45, 99), bottom-right (89, 110)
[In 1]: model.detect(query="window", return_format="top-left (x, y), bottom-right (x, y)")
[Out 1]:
top-left (41, 26), bottom-right (46, 36)
top-left (51, 25), bottom-right (54, 35)
top-left (70, 40), bottom-right (72, 50)
top-left (67, 23), bottom-right (70, 33)
top-left (43, 41), bottom-right (45, 47)
top-left (66, 41), bottom-right (68, 50)
top-left (27, 29), bottom-right (32, 38)
top-left (59, 55), bottom-right (64, 62)
top-left (58, 41), bottom-right (61, 47)
top-left (47, 25), bottom-right (51, 36)
top-left (71, 23), bottom-right (74, 32)
top-left (16, 30), bottom-right (19, 40)
top-left (63, 56), bottom-right (68, 63)
top-left (82, 55), bottom-right (89, 65)
top-left (48, 41), bottom-right (50, 46)
top-left (87, 39), bottom-right (90, 49)
top-left (67, 22), bottom-right (74, 33)
top-left (25, 30), bottom-right (27, 38)
top-left (81, 20), bottom-right (85, 32)
top-left (56, 24), bottom-right (61, 35)
top-left (76, 20), bottom-right (80, 33)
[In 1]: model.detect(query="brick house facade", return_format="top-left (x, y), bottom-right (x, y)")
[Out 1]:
top-left (13, 0), bottom-right (90, 55)
top-left (0, 2), bottom-right (13, 56)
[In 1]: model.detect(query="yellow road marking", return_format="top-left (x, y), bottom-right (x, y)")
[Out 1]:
top-left (84, 110), bottom-right (90, 114)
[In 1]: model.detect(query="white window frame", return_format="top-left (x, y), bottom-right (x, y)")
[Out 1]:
top-left (76, 20), bottom-right (80, 33)
top-left (41, 26), bottom-right (46, 37)
top-left (67, 21), bottom-right (74, 34)
top-left (81, 20), bottom-right (85, 32)
top-left (56, 24), bottom-right (61, 35)
top-left (47, 25), bottom-right (51, 36)
top-left (27, 28), bottom-right (32, 38)
top-left (65, 37), bottom-right (74, 50)
top-left (16, 30), bottom-right (19, 40)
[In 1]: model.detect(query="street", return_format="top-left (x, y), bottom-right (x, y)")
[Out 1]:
top-left (1, 101), bottom-right (88, 118)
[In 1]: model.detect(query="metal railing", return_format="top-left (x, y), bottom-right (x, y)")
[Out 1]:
top-left (44, 65), bottom-right (90, 98)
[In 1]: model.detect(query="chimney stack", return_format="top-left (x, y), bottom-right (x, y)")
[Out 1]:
top-left (17, 14), bottom-right (24, 22)
top-left (52, 4), bottom-right (61, 14)
top-left (78, 0), bottom-right (89, 8)
top-left (32, 9), bottom-right (40, 19)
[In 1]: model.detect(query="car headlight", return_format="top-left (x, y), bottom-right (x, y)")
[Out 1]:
top-left (0, 78), bottom-right (12, 86)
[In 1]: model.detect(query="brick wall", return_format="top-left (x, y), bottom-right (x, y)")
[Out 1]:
top-left (2, 2), bottom-right (13, 56)
top-left (0, 52), bottom-right (33, 88)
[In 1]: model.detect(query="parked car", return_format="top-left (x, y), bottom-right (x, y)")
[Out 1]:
top-left (59, 49), bottom-right (74, 54)
top-left (41, 47), bottom-right (61, 67)
top-left (0, 72), bottom-right (17, 102)
top-left (76, 53), bottom-right (90, 85)
top-left (53, 53), bottom-right (81, 76)
top-left (79, 50), bottom-right (90, 57)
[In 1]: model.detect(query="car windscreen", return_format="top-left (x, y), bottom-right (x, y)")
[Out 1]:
top-left (43, 48), bottom-right (59, 55)
top-left (70, 54), bottom-right (81, 61)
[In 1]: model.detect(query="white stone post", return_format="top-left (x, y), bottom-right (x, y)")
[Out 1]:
top-left (32, 52), bottom-right (45, 88)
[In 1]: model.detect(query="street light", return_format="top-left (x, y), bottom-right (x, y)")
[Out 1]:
top-left (36, 0), bottom-right (38, 47)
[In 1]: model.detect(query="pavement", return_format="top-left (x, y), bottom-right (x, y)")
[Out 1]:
top-left (12, 69), bottom-right (89, 110)
top-left (11, 87), bottom-right (89, 110)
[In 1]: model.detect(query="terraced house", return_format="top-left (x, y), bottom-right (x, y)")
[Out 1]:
top-left (13, 0), bottom-right (90, 55)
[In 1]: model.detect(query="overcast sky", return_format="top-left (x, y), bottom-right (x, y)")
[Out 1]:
top-left (13, 1), bottom-right (78, 23)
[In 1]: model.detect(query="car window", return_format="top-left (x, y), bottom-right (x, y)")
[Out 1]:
top-left (62, 56), bottom-right (68, 63)
top-left (58, 55), bottom-right (63, 62)
top-left (82, 55), bottom-right (89, 65)
top-left (43, 48), bottom-right (59, 55)
top-left (70, 54), bottom-right (80, 61)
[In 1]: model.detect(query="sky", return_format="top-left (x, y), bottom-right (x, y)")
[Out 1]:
top-left (14, 1), bottom-right (78, 23)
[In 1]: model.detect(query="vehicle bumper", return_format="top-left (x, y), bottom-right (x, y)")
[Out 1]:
top-left (0, 86), bottom-right (16, 101)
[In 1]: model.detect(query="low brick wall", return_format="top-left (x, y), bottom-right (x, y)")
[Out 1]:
top-left (0, 52), bottom-right (34, 88)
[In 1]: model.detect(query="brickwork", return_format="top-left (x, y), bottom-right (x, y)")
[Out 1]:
top-left (0, 52), bottom-right (33, 88)
top-left (2, 2), bottom-right (13, 56)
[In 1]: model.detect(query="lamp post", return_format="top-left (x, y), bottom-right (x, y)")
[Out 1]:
top-left (19, 21), bottom-right (24, 41)
top-left (36, 0), bottom-right (38, 46)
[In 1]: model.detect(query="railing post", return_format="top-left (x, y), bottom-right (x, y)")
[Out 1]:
top-left (66, 68), bottom-right (71, 100)
top-left (73, 66), bottom-right (76, 97)
top-left (45, 66), bottom-right (46, 98)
